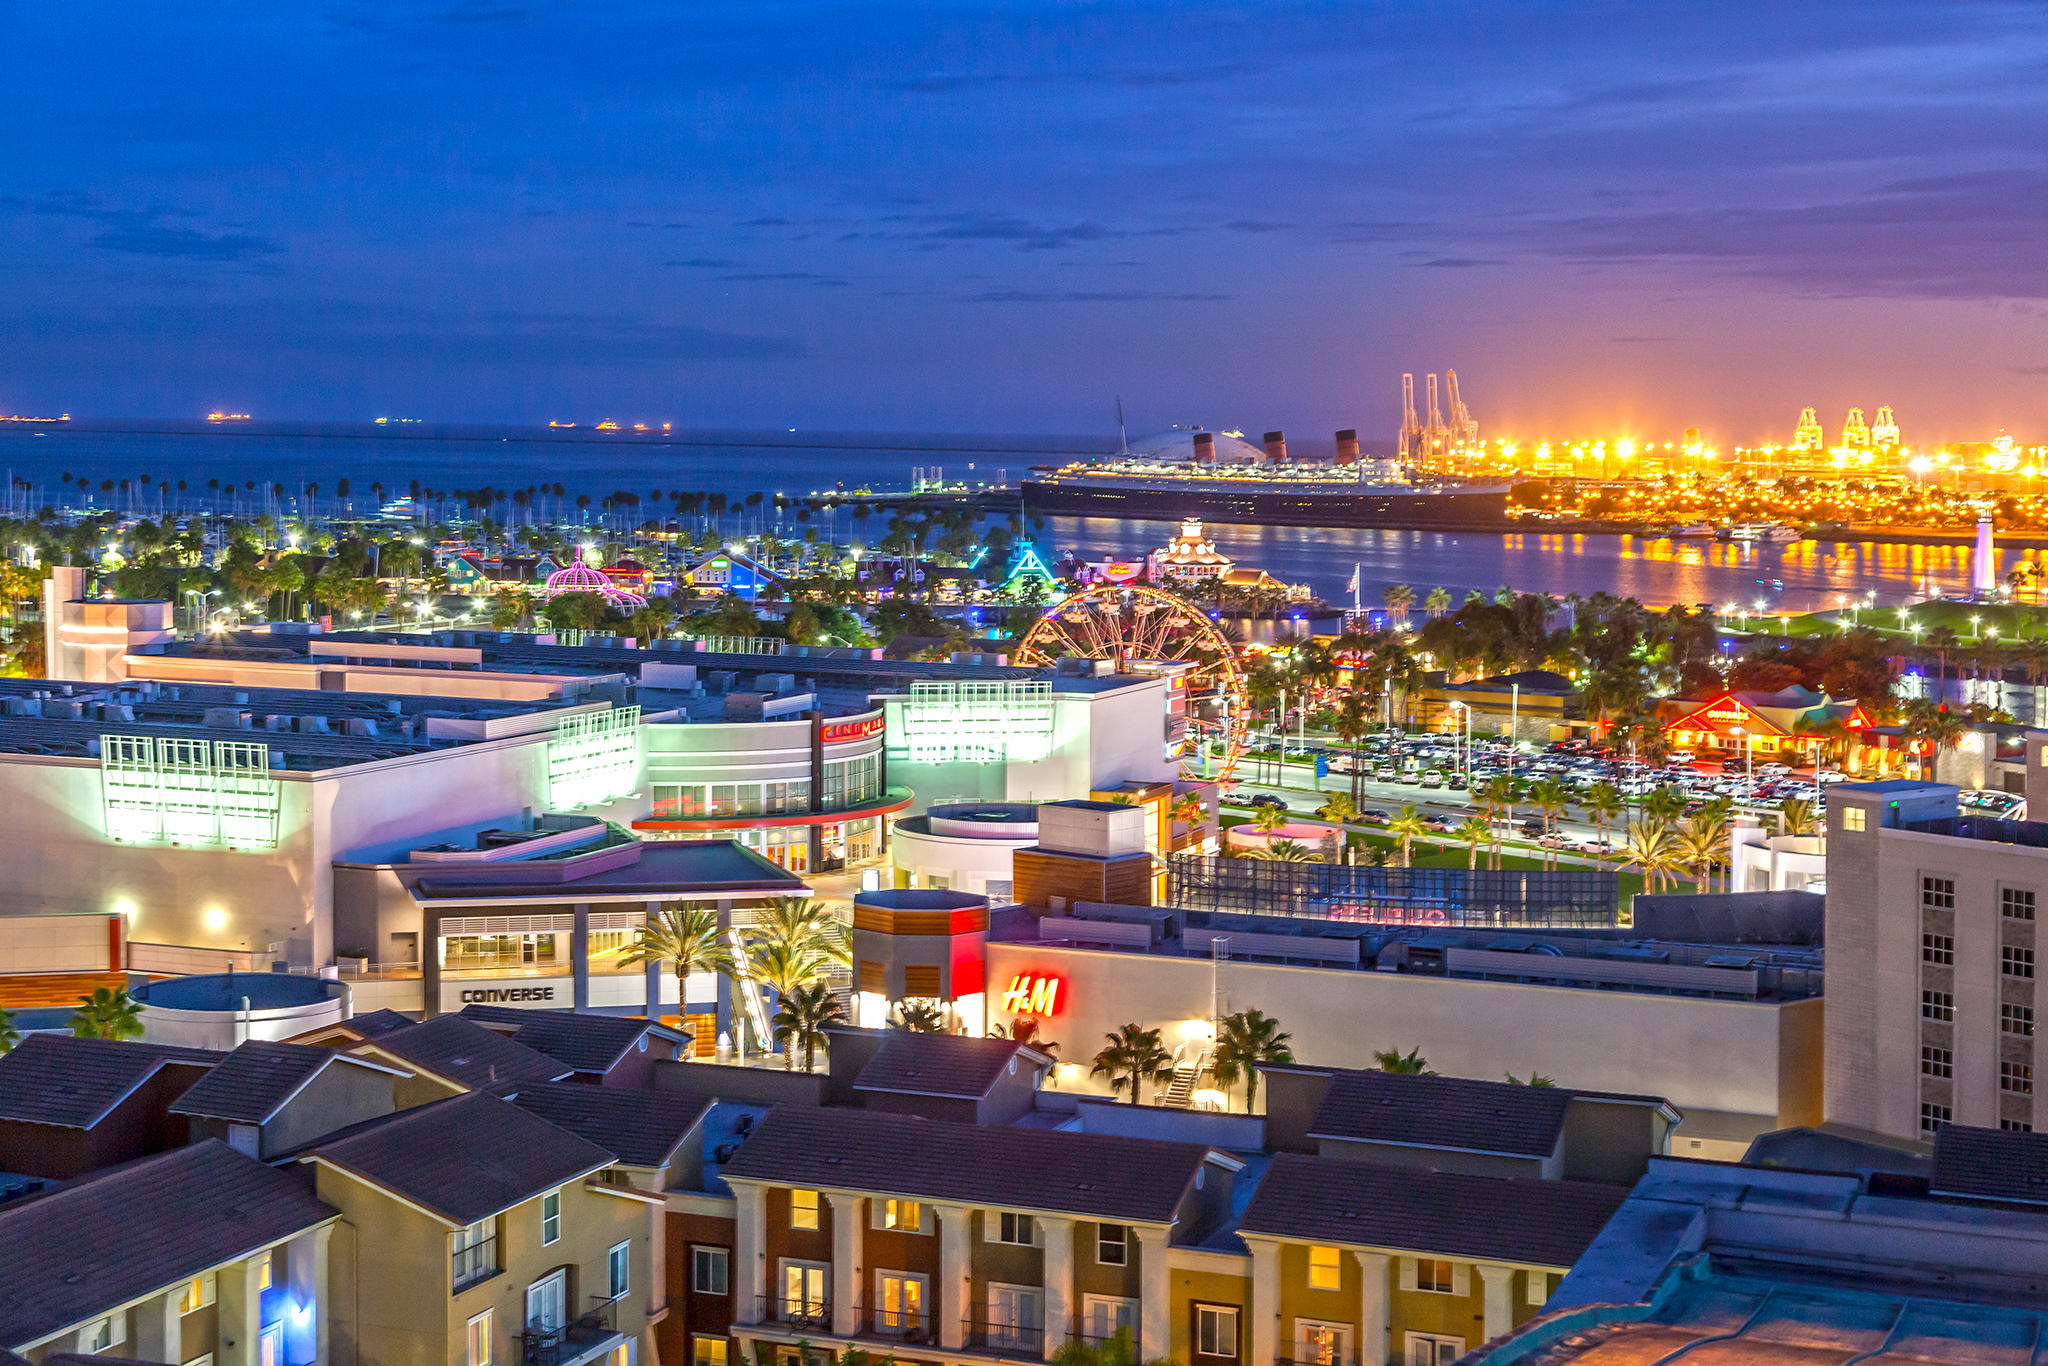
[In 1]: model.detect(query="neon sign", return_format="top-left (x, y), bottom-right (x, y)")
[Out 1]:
top-left (821, 715), bottom-right (885, 744)
top-left (1001, 974), bottom-right (1062, 1016)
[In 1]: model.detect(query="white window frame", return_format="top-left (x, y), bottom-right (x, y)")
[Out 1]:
top-left (608, 1241), bottom-right (632, 1300)
top-left (540, 1189), bottom-right (562, 1247)
top-left (467, 1310), bottom-right (495, 1366)
top-left (692, 1245), bottom-right (730, 1296)
top-left (995, 1211), bottom-right (1037, 1246)
top-left (1294, 1319), bottom-right (1351, 1366)
top-left (986, 1282), bottom-right (1041, 1351)
top-left (179, 1272), bottom-right (218, 1314)
top-left (872, 1269), bottom-right (930, 1338)
top-left (780, 1259), bottom-right (830, 1326)
top-left (1095, 1224), bottom-right (1128, 1266)
top-left (1306, 1244), bottom-right (1342, 1291)
top-left (1195, 1305), bottom-right (1238, 1359)
top-left (1405, 1332), bottom-right (1465, 1366)
top-left (788, 1188), bottom-right (821, 1231)
top-left (875, 1198), bottom-right (925, 1233)
top-left (527, 1269), bottom-right (569, 1333)
top-left (1079, 1295), bottom-right (1138, 1345)
top-left (83, 1316), bottom-right (126, 1353)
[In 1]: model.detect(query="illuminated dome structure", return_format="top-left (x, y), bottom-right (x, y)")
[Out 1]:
top-left (543, 552), bottom-right (647, 609)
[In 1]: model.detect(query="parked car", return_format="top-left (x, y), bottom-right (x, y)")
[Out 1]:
top-left (1419, 769), bottom-right (1445, 789)
top-left (1358, 808), bottom-right (1392, 826)
top-left (1249, 793), bottom-right (1288, 810)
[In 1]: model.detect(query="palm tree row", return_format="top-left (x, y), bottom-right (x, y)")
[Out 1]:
top-left (620, 896), bottom-right (850, 1070)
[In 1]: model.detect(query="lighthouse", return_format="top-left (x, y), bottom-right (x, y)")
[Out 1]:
top-left (1974, 516), bottom-right (1998, 596)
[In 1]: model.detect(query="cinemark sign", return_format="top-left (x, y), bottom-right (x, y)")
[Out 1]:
top-left (821, 715), bottom-right (885, 744)
top-left (1001, 974), bottom-right (1062, 1016)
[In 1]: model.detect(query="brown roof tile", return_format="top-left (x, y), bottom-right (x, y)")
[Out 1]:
top-left (1238, 1152), bottom-right (1626, 1267)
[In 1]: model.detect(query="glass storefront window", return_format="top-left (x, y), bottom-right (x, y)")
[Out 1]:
top-left (443, 933), bottom-right (559, 971)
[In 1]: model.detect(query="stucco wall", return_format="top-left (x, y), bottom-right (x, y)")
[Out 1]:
top-left (989, 941), bottom-right (1812, 1128)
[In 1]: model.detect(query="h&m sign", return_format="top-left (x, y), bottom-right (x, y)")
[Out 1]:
top-left (1000, 974), bottom-right (1062, 1016)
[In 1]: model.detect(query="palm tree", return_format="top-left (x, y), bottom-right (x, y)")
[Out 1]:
top-left (993, 1016), bottom-right (1060, 1060)
top-left (1254, 839), bottom-right (1322, 863)
top-left (1251, 803), bottom-right (1289, 835)
top-left (891, 999), bottom-right (947, 1032)
top-left (1779, 797), bottom-right (1817, 837)
top-left (1381, 583), bottom-right (1415, 626)
top-left (747, 897), bottom-right (851, 968)
top-left (771, 982), bottom-right (845, 1072)
top-left (1170, 793), bottom-right (1206, 834)
top-left (1476, 774), bottom-right (1519, 869)
top-left (1528, 777), bottom-right (1570, 869)
top-left (1388, 803), bottom-right (1430, 869)
top-left (71, 986), bottom-right (143, 1042)
top-left (619, 905), bottom-right (737, 1026)
top-left (1582, 781), bottom-right (1624, 861)
top-left (1314, 791), bottom-right (1359, 826)
top-left (1334, 691), bottom-right (1375, 803)
top-left (1676, 820), bottom-right (1723, 894)
top-left (1212, 1009), bottom-right (1294, 1112)
top-left (1425, 586), bottom-right (1452, 620)
top-left (749, 941), bottom-right (834, 1067)
top-left (1505, 1072), bottom-right (1558, 1087)
top-left (1374, 1046), bottom-right (1436, 1075)
top-left (1091, 1023), bottom-right (1172, 1104)
top-left (0, 1006), bottom-right (17, 1055)
top-left (1625, 819), bottom-right (1684, 894)
top-left (1453, 815), bottom-right (1491, 871)
top-left (1640, 784), bottom-right (1688, 827)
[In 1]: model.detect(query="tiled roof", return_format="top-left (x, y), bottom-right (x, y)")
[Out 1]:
top-left (168, 1041), bottom-right (393, 1124)
top-left (361, 1014), bottom-right (570, 1090)
top-left (1931, 1124), bottom-right (2048, 1206)
top-left (305, 1092), bottom-right (614, 1226)
top-left (850, 1030), bottom-right (1032, 1099)
top-left (345, 1009), bottom-right (416, 1039)
top-left (0, 1035), bottom-right (221, 1130)
top-left (460, 1005), bottom-right (677, 1075)
top-left (721, 1106), bottom-right (1214, 1223)
top-left (1238, 1152), bottom-right (1627, 1268)
top-left (0, 1141), bottom-right (334, 1348)
top-left (505, 1081), bottom-right (708, 1168)
top-left (1307, 1069), bottom-right (1573, 1159)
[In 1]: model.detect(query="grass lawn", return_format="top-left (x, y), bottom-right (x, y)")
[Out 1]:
top-left (1773, 598), bottom-right (2048, 642)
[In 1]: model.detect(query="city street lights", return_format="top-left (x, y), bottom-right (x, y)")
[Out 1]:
top-left (1733, 725), bottom-right (1754, 783)
top-left (1448, 700), bottom-right (1471, 781)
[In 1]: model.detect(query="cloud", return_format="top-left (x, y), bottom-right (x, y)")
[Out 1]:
top-left (1225, 220), bottom-right (1292, 234)
top-left (86, 225), bottom-right (282, 261)
top-left (1610, 335), bottom-right (1677, 344)
top-left (1412, 257), bottom-right (1503, 268)
top-left (966, 289), bottom-right (1232, 303)
top-left (716, 271), bottom-right (850, 286)
top-left (2012, 365), bottom-right (2048, 376)
top-left (666, 257), bottom-right (745, 269)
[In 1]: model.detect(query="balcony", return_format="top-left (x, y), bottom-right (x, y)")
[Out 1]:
top-left (516, 1295), bottom-right (625, 1366)
top-left (752, 1293), bottom-right (833, 1335)
top-left (962, 1317), bottom-right (1044, 1360)
top-left (450, 1235), bottom-right (500, 1292)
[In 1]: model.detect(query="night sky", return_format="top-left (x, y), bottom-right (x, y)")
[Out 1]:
top-left (3, 1), bottom-right (2044, 442)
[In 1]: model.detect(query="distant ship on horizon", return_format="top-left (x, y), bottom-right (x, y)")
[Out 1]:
top-left (0, 413), bottom-right (68, 424)
top-left (206, 411), bottom-right (253, 423)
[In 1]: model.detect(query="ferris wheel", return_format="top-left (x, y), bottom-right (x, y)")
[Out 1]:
top-left (1014, 582), bottom-right (1251, 782)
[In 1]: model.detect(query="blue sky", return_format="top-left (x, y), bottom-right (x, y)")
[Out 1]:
top-left (2, 0), bottom-right (2044, 442)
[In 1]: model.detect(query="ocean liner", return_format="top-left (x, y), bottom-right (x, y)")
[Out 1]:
top-left (1022, 426), bottom-right (1510, 530)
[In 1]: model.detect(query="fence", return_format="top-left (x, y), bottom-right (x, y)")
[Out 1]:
top-left (1169, 855), bottom-right (1618, 929)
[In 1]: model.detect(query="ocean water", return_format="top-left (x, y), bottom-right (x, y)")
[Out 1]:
top-left (0, 420), bottom-right (2019, 611)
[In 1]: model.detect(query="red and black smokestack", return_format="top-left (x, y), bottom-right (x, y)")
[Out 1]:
top-left (1263, 430), bottom-right (1287, 463)
top-left (1335, 429), bottom-right (1359, 465)
top-left (1192, 432), bottom-right (1215, 463)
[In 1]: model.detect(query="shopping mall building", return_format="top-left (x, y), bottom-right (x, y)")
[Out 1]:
top-left (8, 594), bottom-right (1189, 1026)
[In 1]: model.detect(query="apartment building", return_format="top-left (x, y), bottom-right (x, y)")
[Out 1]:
top-left (1235, 1154), bottom-right (1627, 1366)
top-left (1824, 779), bottom-right (2048, 1140)
top-left (0, 1140), bottom-right (338, 1366)
top-left (301, 1091), bottom-right (662, 1366)
top-left (0, 1034), bottom-right (222, 1181)
top-left (718, 1105), bottom-right (1239, 1365)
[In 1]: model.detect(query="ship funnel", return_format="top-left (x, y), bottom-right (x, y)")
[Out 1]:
top-left (1191, 432), bottom-right (1215, 463)
top-left (1335, 429), bottom-right (1359, 465)
top-left (1263, 430), bottom-right (1287, 463)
